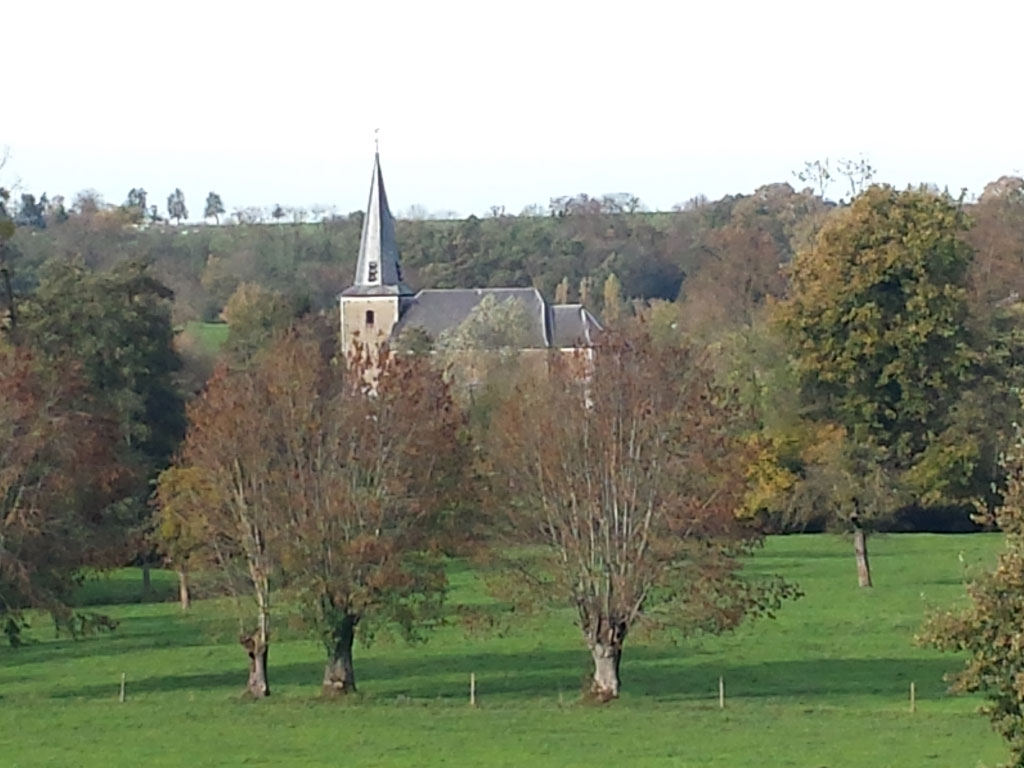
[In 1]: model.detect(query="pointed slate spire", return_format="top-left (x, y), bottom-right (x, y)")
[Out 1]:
top-left (344, 152), bottom-right (411, 295)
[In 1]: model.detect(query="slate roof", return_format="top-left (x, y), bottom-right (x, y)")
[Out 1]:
top-left (390, 289), bottom-right (601, 349)
top-left (394, 288), bottom-right (550, 348)
top-left (550, 304), bottom-right (601, 348)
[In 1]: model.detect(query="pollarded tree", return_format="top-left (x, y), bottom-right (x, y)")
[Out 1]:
top-left (486, 325), bottom-right (797, 700)
top-left (171, 359), bottom-right (283, 697)
top-left (919, 421), bottom-right (1024, 768)
top-left (165, 324), bottom-right (469, 696)
top-left (775, 185), bottom-right (983, 586)
top-left (275, 333), bottom-right (469, 695)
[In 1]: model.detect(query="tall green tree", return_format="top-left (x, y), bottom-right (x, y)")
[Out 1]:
top-left (204, 192), bottom-right (225, 224)
top-left (775, 185), bottom-right (986, 585)
top-left (20, 259), bottom-right (185, 468)
top-left (167, 188), bottom-right (188, 224)
top-left (125, 188), bottom-right (148, 222)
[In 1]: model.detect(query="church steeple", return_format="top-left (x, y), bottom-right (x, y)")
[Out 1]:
top-left (343, 151), bottom-right (411, 296)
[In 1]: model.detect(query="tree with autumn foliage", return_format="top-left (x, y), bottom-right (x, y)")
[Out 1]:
top-left (278, 335), bottom-right (468, 695)
top-left (0, 343), bottom-right (135, 644)
top-left (154, 466), bottom-right (215, 611)
top-left (775, 185), bottom-right (994, 586)
top-left (919, 420), bottom-right (1024, 768)
top-left (484, 324), bottom-right (797, 701)
top-left (160, 322), bottom-right (468, 696)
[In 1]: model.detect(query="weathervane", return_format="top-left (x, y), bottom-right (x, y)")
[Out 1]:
top-left (374, 127), bottom-right (380, 154)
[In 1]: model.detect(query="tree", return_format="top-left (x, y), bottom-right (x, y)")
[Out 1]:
top-left (919, 422), bottom-right (1024, 767)
top-left (19, 260), bottom-right (185, 593)
top-left (278, 334), bottom-right (467, 695)
top-left (167, 188), bottom-right (188, 224)
top-left (0, 186), bottom-right (14, 332)
top-left (834, 156), bottom-right (876, 202)
top-left (602, 272), bottom-right (623, 324)
top-left (154, 466), bottom-right (216, 611)
top-left (169, 359), bottom-right (283, 695)
top-left (677, 223), bottom-right (786, 340)
top-left (579, 276), bottom-right (593, 307)
top-left (125, 188), bottom-right (148, 222)
top-left (220, 282), bottom-right (297, 365)
top-left (15, 194), bottom-right (45, 229)
top-left (20, 259), bottom-right (185, 469)
top-left (435, 294), bottom-right (534, 420)
top-left (794, 158), bottom-right (833, 199)
top-left (775, 185), bottom-right (982, 585)
top-left (485, 325), bottom-right (797, 700)
top-left (554, 276), bottom-right (570, 304)
top-left (72, 189), bottom-right (105, 216)
top-left (0, 343), bottom-right (134, 643)
top-left (204, 192), bottom-right (225, 224)
top-left (163, 325), bottom-right (468, 695)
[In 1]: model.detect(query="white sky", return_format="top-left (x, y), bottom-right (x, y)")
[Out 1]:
top-left (4, 0), bottom-right (1023, 217)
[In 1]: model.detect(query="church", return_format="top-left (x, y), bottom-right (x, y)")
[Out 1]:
top-left (339, 152), bottom-right (601, 358)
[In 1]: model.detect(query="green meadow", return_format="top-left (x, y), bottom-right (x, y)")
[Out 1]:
top-left (179, 321), bottom-right (230, 354)
top-left (0, 535), bottom-right (1007, 767)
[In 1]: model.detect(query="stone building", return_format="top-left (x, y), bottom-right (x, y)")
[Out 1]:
top-left (339, 152), bottom-right (600, 358)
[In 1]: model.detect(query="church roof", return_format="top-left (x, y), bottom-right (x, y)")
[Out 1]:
top-left (550, 304), bottom-right (601, 348)
top-left (394, 288), bottom-right (550, 348)
top-left (391, 289), bottom-right (601, 349)
top-left (341, 152), bottom-right (412, 297)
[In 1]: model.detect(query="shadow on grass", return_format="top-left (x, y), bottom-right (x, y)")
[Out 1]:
top-left (2, 613), bottom-right (238, 666)
top-left (45, 644), bottom-right (960, 705)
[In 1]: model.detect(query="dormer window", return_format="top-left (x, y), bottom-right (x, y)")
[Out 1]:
top-left (365, 310), bottom-right (375, 327)
top-left (368, 261), bottom-right (378, 282)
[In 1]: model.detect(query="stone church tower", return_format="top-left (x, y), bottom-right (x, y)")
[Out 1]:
top-left (339, 151), bottom-right (602, 362)
top-left (339, 152), bottom-right (412, 360)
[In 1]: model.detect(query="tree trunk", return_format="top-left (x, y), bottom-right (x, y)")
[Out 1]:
top-left (322, 613), bottom-right (357, 696)
top-left (589, 642), bottom-right (623, 701)
top-left (853, 527), bottom-right (873, 588)
top-left (240, 632), bottom-right (270, 698)
top-left (141, 562), bottom-right (151, 600)
top-left (177, 567), bottom-right (191, 612)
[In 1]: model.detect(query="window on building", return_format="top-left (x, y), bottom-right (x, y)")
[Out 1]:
top-left (365, 310), bottom-right (375, 327)
top-left (368, 261), bottom-right (378, 281)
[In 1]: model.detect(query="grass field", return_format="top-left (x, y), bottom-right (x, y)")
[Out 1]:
top-left (0, 534), bottom-right (1008, 767)
top-left (179, 321), bottom-right (229, 354)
